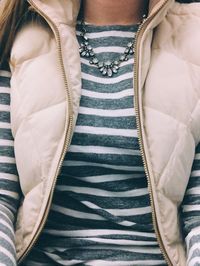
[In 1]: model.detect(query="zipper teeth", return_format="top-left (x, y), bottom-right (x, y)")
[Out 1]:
top-left (18, 1), bottom-right (73, 264)
top-left (133, 1), bottom-right (172, 266)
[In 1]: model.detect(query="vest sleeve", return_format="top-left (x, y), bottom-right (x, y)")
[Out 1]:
top-left (182, 142), bottom-right (200, 265)
top-left (0, 70), bottom-right (21, 265)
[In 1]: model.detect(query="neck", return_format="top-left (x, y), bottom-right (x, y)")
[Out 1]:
top-left (82, 0), bottom-right (149, 26)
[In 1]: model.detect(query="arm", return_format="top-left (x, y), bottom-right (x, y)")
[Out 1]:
top-left (0, 70), bottom-right (21, 265)
top-left (182, 142), bottom-right (200, 266)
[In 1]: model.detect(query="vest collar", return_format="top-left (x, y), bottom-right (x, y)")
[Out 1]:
top-left (28, 0), bottom-right (172, 26)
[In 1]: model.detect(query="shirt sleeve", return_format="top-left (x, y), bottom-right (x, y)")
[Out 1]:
top-left (0, 70), bottom-right (21, 266)
top-left (182, 142), bottom-right (200, 266)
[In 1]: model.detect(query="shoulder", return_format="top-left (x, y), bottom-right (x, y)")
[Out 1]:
top-left (153, 1), bottom-right (200, 66)
top-left (10, 20), bottom-right (55, 68)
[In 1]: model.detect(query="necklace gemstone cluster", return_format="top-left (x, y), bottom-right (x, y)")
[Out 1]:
top-left (78, 16), bottom-right (146, 77)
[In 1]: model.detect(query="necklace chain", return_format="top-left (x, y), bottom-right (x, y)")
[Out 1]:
top-left (78, 16), bottom-right (146, 77)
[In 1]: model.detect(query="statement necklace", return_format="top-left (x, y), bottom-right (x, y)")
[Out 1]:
top-left (78, 15), bottom-right (146, 77)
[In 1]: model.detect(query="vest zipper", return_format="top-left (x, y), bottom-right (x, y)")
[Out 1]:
top-left (18, 1), bottom-right (74, 264)
top-left (133, 0), bottom-right (172, 265)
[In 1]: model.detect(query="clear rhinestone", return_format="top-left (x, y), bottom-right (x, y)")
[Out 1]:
top-left (83, 35), bottom-right (88, 41)
top-left (124, 48), bottom-right (130, 54)
top-left (81, 51), bottom-right (86, 56)
top-left (86, 52), bottom-right (90, 57)
top-left (93, 58), bottom-right (99, 64)
top-left (90, 52), bottom-right (95, 57)
top-left (129, 49), bottom-right (134, 55)
top-left (87, 45), bottom-right (92, 51)
top-left (114, 60), bottom-right (119, 66)
top-left (102, 69), bottom-right (107, 75)
top-left (79, 47), bottom-right (84, 53)
top-left (112, 66), bottom-right (118, 73)
top-left (100, 67), bottom-right (105, 72)
top-left (107, 68), bottom-right (113, 77)
top-left (98, 62), bottom-right (104, 68)
top-left (142, 14), bottom-right (147, 20)
top-left (120, 55), bottom-right (126, 61)
top-left (127, 42), bottom-right (133, 48)
top-left (105, 60), bottom-right (111, 66)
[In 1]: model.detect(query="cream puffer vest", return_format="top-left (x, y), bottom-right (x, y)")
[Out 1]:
top-left (9, 0), bottom-right (200, 265)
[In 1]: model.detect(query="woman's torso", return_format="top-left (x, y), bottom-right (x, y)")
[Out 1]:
top-left (21, 23), bottom-right (167, 266)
